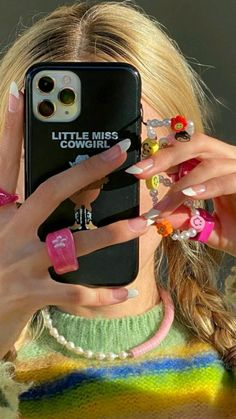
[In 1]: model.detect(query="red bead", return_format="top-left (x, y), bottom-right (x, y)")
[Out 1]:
top-left (171, 115), bottom-right (187, 132)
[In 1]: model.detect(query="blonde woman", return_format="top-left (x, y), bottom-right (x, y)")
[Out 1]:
top-left (0, 1), bottom-right (236, 418)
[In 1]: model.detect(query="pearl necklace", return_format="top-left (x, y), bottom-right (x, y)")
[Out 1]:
top-left (42, 288), bottom-right (175, 361)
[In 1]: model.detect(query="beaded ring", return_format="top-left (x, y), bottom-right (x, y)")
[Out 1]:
top-left (142, 115), bottom-right (198, 241)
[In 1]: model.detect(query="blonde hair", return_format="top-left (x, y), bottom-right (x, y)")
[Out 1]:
top-left (0, 1), bottom-right (235, 365)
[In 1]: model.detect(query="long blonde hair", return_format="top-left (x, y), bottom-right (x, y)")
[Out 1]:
top-left (0, 1), bottom-right (235, 365)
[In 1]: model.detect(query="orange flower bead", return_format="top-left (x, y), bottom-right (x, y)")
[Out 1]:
top-left (155, 219), bottom-right (174, 237)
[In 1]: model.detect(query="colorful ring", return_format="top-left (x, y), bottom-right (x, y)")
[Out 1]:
top-left (0, 188), bottom-right (19, 206)
top-left (46, 227), bottom-right (79, 275)
top-left (189, 208), bottom-right (215, 243)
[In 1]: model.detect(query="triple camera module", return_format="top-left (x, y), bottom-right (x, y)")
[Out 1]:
top-left (38, 76), bottom-right (76, 118)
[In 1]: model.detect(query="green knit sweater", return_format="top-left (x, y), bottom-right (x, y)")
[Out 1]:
top-left (0, 302), bottom-right (236, 418)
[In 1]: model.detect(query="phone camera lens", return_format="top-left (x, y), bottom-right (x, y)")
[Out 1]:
top-left (38, 76), bottom-right (54, 93)
top-left (58, 88), bottom-right (75, 105)
top-left (38, 100), bottom-right (55, 118)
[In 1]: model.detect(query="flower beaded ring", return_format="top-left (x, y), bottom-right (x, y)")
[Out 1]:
top-left (142, 114), bottom-right (195, 210)
top-left (142, 115), bottom-right (215, 243)
top-left (141, 115), bottom-right (212, 243)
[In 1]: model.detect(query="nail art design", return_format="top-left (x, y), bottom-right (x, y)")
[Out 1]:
top-left (143, 208), bottom-right (161, 220)
top-left (125, 165), bottom-right (143, 174)
top-left (182, 185), bottom-right (206, 196)
top-left (118, 139), bottom-right (131, 153)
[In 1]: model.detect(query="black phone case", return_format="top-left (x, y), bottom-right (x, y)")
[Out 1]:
top-left (24, 62), bottom-right (142, 287)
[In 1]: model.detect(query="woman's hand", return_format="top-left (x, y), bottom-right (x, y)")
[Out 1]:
top-left (126, 132), bottom-right (236, 257)
top-left (0, 84), bottom-right (150, 359)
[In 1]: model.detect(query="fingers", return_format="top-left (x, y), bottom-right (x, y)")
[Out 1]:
top-left (43, 281), bottom-right (137, 307)
top-left (9, 216), bottom-right (151, 308)
top-left (126, 133), bottom-right (236, 179)
top-left (181, 172), bottom-right (236, 200)
top-left (0, 82), bottom-right (24, 193)
top-left (170, 158), bottom-right (236, 194)
top-left (3, 263), bottom-right (138, 311)
top-left (143, 158), bottom-right (236, 220)
top-left (21, 216), bottom-right (152, 275)
top-left (12, 139), bottom-right (131, 235)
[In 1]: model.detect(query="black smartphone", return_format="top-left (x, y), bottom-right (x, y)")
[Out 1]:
top-left (24, 62), bottom-right (142, 287)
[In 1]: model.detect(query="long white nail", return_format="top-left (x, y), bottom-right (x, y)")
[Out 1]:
top-left (128, 289), bottom-right (139, 299)
top-left (10, 81), bottom-right (19, 99)
top-left (125, 165), bottom-right (143, 174)
top-left (143, 208), bottom-right (161, 219)
top-left (146, 218), bottom-right (155, 226)
top-left (181, 187), bottom-right (197, 196)
top-left (9, 81), bottom-right (19, 113)
top-left (117, 138), bottom-right (131, 153)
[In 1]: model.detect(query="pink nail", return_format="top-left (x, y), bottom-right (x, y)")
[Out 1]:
top-left (112, 288), bottom-right (129, 301)
top-left (111, 288), bottom-right (139, 301)
top-left (128, 216), bottom-right (151, 232)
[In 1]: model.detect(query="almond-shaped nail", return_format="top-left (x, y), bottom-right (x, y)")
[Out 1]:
top-left (112, 288), bottom-right (139, 301)
top-left (128, 216), bottom-right (154, 232)
top-left (9, 81), bottom-right (19, 113)
top-left (125, 158), bottom-right (154, 174)
top-left (143, 208), bottom-right (161, 220)
top-left (182, 185), bottom-right (206, 196)
top-left (100, 139), bottom-right (131, 161)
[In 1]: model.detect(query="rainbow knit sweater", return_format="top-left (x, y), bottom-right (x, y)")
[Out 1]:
top-left (0, 303), bottom-right (235, 419)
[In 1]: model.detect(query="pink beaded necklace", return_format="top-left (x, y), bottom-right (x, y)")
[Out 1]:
top-left (43, 288), bottom-right (175, 361)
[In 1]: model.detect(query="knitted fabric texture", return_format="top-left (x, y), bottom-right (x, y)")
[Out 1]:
top-left (1, 302), bottom-right (236, 418)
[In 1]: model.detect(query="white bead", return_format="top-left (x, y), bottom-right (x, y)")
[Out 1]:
top-left (150, 190), bottom-right (158, 197)
top-left (186, 120), bottom-right (195, 135)
top-left (189, 228), bottom-right (197, 237)
top-left (66, 341), bottom-right (75, 350)
top-left (171, 233), bottom-right (179, 240)
top-left (74, 346), bottom-right (84, 355)
top-left (45, 318), bottom-right (53, 327)
top-left (49, 327), bottom-right (59, 338)
top-left (84, 350), bottom-right (93, 359)
top-left (191, 209), bottom-right (200, 216)
top-left (184, 199), bottom-right (194, 208)
top-left (163, 118), bottom-right (171, 126)
top-left (159, 138), bottom-right (169, 148)
top-left (185, 231), bottom-right (191, 238)
top-left (118, 351), bottom-right (129, 360)
top-left (147, 128), bottom-right (156, 139)
top-left (96, 352), bottom-right (106, 361)
top-left (106, 352), bottom-right (118, 361)
top-left (44, 313), bottom-right (50, 320)
top-left (57, 335), bottom-right (67, 345)
top-left (163, 179), bottom-right (172, 187)
top-left (150, 119), bottom-right (159, 127)
top-left (180, 232), bottom-right (187, 240)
